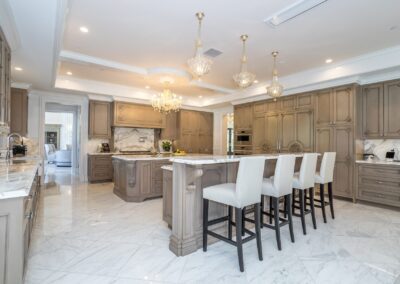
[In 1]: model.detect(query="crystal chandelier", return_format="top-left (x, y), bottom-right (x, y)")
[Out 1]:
top-left (233, 35), bottom-right (256, 88)
top-left (266, 51), bottom-right (284, 101)
top-left (187, 12), bottom-right (213, 79)
top-left (151, 84), bottom-right (182, 114)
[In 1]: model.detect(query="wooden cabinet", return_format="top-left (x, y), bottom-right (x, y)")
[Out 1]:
top-left (280, 112), bottom-right (296, 151)
top-left (264, 112), bottom-right (280, 152)
top-left (164, 110), bottom-right (213, 154)
top-left (383, 81), bottom-right (400, 137)
top-left (87, 154), bottom-right (113, 182)
top-left (112, 101), bottom-right (166, 128)
top-left (234, 104), bottom-right (253, 130)
top-left (356, 164), bottom-right (400, 207)
top-left (10, 88), bottom-right (28, 136)
top-left (89, 100), bottom-right (111, 139)
top-left (113, 158), bottom-right (171, 202)
top-left (0, 27), bottom-right (11, 127)
top-left (333, 126), bottom-right (353, 198)
top-left (162, 167), bottom-right (173, 228)
top-left (252, 116), bottom-right (265, 154)
top-left (360, 81), bottom-right (400, 139)
top-left (295, 110), bottom-right (314, 152)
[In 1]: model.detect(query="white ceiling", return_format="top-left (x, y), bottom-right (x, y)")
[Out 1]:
top-left (5, 0), bottom-right (400, 107)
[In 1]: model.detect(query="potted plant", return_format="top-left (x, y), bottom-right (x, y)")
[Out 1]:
top-left (161, 140), bottom-right (172, 152)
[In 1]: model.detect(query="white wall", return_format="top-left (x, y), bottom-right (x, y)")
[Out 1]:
top-left (213, 105), bottom-right (234, 155)
top-left (45, 112), bottom-right (74, 150)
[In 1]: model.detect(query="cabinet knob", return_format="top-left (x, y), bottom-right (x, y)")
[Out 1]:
top-left (25, 212), bottom-right (33, 220)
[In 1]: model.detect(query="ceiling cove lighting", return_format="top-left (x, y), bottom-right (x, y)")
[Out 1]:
top-left (151, 82), bottom-right (182, 114)
top-left (265, 0), bottom-right (328, 27)
top-left (233, 35), bottom-right (256, 88)
top-left (187, 12), bottom-right (213, 79)
top-left (266, 51), bottom-right (283, 101)
top-left (80, 26), bottom-right (89, 33)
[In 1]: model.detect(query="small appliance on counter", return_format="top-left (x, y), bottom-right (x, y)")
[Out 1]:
top-left (385, 150), bottom-right (395, 162)
top-left (99, 143), bottom-right (110, 153)
top-left (12, 144), bottom-right (27, 157)
top-left (363, 153), bottom-right (374, 161)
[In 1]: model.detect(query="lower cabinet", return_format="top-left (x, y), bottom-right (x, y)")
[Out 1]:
top-left (88, 154), bottom-right (113, 182)
top-left (162, 167), bottom-right (173, 228)
top-left (0, 170), bottom-right (40, 284)
top-left (356, 164), bottom-right (400, 207)
top-left (113, 158), bottom-right (171, 202)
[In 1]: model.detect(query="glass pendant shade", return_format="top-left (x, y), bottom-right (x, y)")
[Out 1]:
top-left (151, 87), bottom-right (182, 114)
top-left (187, 12), bottom-right (213, 79)
top-left (266, 51), bottom-right (283, 100)
top-left (233, 35), bottom-right (256, 88)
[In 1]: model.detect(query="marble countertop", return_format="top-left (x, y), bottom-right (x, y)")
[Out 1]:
top-left (0, 158), bottom-right (41, 200)
top-left (170, 153), bottom-right (312, 165)
top-left (112, 154), bottom-right (173, 161)
top-left (161, 165), bottom-right (173, 171)
top-left (355, 159), bottom-right (400, 166)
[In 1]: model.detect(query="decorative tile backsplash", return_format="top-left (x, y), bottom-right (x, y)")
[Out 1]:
top-left (114, 127), bottom-right (155, 152)
top-left (364, 139), bottom-right (400, 160)
top-left (87, 138), bottom-right (110, 153)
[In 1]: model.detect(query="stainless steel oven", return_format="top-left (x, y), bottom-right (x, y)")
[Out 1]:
top-left (235, 130), bottom-right (252, 146)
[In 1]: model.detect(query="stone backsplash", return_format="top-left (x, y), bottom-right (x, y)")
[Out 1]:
top-left (113, 127), bottom-right (155, 152)
top-left (364, 139), bottom-right (400, 160)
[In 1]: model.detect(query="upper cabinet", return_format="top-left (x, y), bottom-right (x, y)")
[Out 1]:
top-left (112, 101), bottom-right (166, 129)
top-left (315, 86), bottom-right (354, 127)
top-left (234, 104), bottom-right (253, 131)
top-left (89, 100), bottom-right (112, 139)
top-left (361, 80), bottom-right (400, 138)
top-left (10, 88), bottom-right (28, 136)
top-left (0, 27), bottom-right (11, 126)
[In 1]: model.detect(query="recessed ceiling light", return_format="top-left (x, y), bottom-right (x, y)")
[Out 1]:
top-left (198, 96), bottom-right (203, 98)
top-left (145, 85), bottom-right (150, 89)
top-left (14, 67), bottom-right (23, 71)
top-left (66, 71), bottom-right (72, 75)
top-left (325, 58), bottom-right (333, 64)
top-left (254, 80), bottom-right (259, 84)
top-left (80, 26), bottom-right (89, 33)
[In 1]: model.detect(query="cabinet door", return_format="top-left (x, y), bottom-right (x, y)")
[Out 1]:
top-left (253, 101), bottom-right (266, 116)
top-left (333, 126), bottom-right (353, 198)
top-left (198, 112), bottom-right (213, 135)
top-left (296, 110), bottom-right (314, 152)
top-left (113, 102), bottom-right (166, 128)
top-left (362, 84), bottom-right (383, 138)
top-left (198, 133), bottom-right (213, 154)
top-left (139, 161), bottom-right (152, 195)
top-left (180, 110), bottom-right (199, 133)
top-left (252, 116), bottom-right (265, 154)
top-left (281, 96), bottom-right (296, 111)
top-left (235, 105), bottom-right (252, 130)
top-left (280, 112), bottom-right (296, 152)
top-left (315, 127), bottom-right (333, 154)
top-left (10, 88), bottom-right (28, 135)
top-left (296, 93), bottom-right (314, 109)
top-left (333, 86), bottom-right (353, 125)
top-left (384, 81), bottom-right (400, 137)
top-left (89, 101), bottom-right (111, 139)
top-left (265, 113), bottom-right (280, 153)
top-left (315, 90), bottom-right (332, 127)
top-left (180, 131), bottom-right (198, 153)
top-left (265, 99), bottom-right (280, 113)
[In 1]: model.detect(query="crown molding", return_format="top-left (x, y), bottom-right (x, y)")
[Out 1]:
top-left (0, 0), bottom-right (21, 51)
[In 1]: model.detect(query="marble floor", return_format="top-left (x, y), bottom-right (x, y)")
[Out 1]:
top-left (25, 174), bottom-right (400, 284)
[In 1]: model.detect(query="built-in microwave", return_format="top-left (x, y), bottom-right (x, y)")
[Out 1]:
top-left (235, 130), bottom-right (252, 146)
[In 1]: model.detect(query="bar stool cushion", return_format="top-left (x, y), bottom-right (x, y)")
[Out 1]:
top-left (292, 172), bottom-right (302, 189)
top-left (314, 152), bottom-right (336, 184)
top-left (315, 172), bottom-right (324, 184)
top-left (203, 183), bottom-right (239, 208)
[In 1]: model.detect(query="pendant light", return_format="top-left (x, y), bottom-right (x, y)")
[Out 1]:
top-left (233, 35), bottom-right (256, 88)
top-left (187, 12), bottom-right (213, 79)
top-left (266, 51), bottom-right (283, 101)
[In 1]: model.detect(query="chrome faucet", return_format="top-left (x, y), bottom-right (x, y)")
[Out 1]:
top-left (6, 133), bottom-right (22, 160)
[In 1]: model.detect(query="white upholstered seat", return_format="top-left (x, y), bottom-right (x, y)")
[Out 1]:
top-left (203, 183), bottom-right (238, 208)
top-left (315, 152), bottom-right (336, 184)
top-left (262, 155), bottom-right (296, 198)
top-left (292, 153), bottom-right (318, 190)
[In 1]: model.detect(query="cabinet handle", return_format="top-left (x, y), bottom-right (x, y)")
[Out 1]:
top-left (376, 181), bottom-right (384, 184)
top-left (25, 212), bottom-right (33, 220)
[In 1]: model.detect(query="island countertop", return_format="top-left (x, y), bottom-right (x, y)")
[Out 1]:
top-left (0, 158), bottom-right (41, 200)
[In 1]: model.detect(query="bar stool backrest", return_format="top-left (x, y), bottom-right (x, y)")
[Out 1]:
top-left (273, 154), bottom-right (296, 196)
top-left (319, 152), bottom-right (336, 183)
top-left (236, 156), bottom-right (266, 208)
top-left (298, 153), bottom-right (319, 189)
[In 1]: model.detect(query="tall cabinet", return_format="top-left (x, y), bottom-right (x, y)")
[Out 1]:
top-left (0, 28), bottom-right (11, 127)
top-left (315, 85), bottom-right (356, 199)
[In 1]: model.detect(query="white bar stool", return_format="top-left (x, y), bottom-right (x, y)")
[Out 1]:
top-left (203, 156), bottom-right (265, 272)
top-left (260, 154), bottom-right (296, 250)
top-left (314, 152), bottom-right (336, 223)
top-left (292, 153), bottom-right (318, 235)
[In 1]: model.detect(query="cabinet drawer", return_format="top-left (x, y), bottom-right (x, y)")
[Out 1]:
top-left (92, 170), bottom-right (113, 180)
top-left (92, 156), bottom-right (112, 165)
top-left (358, 186), bottom-right (400, 207)
top-left (359, 176), bottom-right (400, 191)
top-left (359, 165), bottom-right (400, 180)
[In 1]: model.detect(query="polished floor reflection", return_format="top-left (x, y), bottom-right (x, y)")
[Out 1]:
top-left (25, 174), bottom-right (400, 284)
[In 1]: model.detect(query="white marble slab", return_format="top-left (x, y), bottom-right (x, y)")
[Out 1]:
top-left (355, 159), bottom-right (400, 166)
top-left (112, 154), bottom-right (172, 161)
top-left (161, 165), bottom-right (173, 171)
top-left (0, 158), bottom-right (41, 199)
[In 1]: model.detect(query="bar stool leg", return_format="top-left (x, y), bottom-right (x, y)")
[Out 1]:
top-left (299, 190), bottom-right (307, 235)
top-left (292, 189), bottom-right (296, 214)
top-left (273, 197), bottom-right (282, 250)
top-left (260, 196), bottom-right (264, 228)
top-left (228, 206), bottom-right (233, 240)
top-left (203, 199), bottom-right (209, 251)
top-left (242, 208), bottom-right (246, 236)
top-left (254, 203), bottom-right (263, 261)
top-left (284, 197), bottom-right (288, 218)
top-left (320, 183), bottom-right (327, 223)
top-left (235, 208), bottom-right (244, 272)
top-left (286, 194), bottom-right (295, 243)
top-left (269, 197), bottom-right (273, 224)
top-left (309, 187), bottom-right (317, 230)
top-left (328, 182), bottom-right (335, 219)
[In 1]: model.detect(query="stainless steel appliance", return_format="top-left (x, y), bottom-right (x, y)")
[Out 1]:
top-left (235, 130), bottom-right (252, 146)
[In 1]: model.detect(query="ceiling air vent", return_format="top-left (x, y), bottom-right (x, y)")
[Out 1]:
top-left (204, 48), bottom-right (222, 58)
top-left (265, 0), bottom-right (328, 27)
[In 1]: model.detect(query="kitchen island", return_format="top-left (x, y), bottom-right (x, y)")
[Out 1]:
top-left (168, 154), bottom-right (308, 256)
